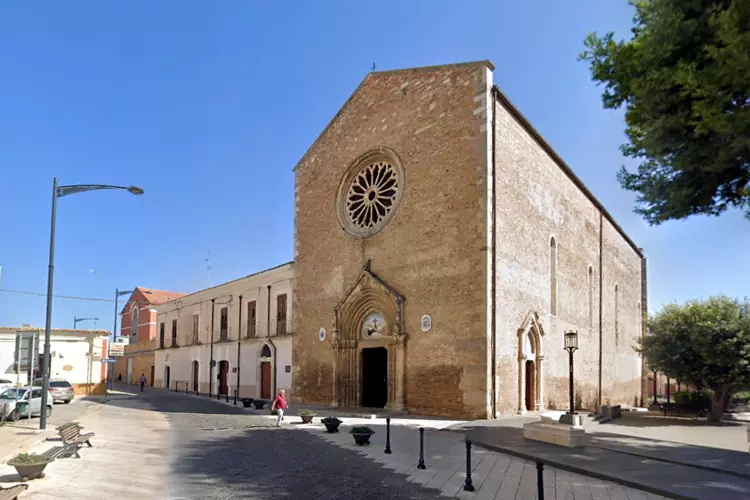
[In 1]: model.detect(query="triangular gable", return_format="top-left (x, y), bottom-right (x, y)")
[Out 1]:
top-left (292, 60), bottom-right (494, 173)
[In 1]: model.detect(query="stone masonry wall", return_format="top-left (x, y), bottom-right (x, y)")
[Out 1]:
top-left (492, 93), bottom-right (643, 415)
top-left (293, 62), bottom-right (493, 418)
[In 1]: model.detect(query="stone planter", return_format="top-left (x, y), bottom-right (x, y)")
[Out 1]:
top-left (241, 398), bottom-right (254, 408)
top-left (253, 400), bottom-right (266, 410)
top-left (351, 432), bottom-right (373, 445)
top-left (350, 427), bottom-right (374, 445)
top-left (300, 414), bottom-right (314, 424)
top-left (8, 457), bottom-right (54, 481)
top-left (322, 418), bottom-right (342, 433)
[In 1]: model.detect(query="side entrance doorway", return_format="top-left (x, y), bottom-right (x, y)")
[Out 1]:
top-left (260, 361), bottom-right (272, 399)
top-left (192, 360), bottom-right (199, 392)
top-left (361, 347), bottom-right (388, 408)
top-left (218, 360), bottom-right (229, 395)
top-left (150, 365), bottom-right (155, 387)
top-left (164, 366), bottom-right (171, 390)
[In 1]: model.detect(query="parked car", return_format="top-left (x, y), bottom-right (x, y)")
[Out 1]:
top-left (0, 387), bottom-right (53, 421)
top-left (33, 379), bottom-right (74, 404)
top-left (0, 379), bottom-right (14, 393)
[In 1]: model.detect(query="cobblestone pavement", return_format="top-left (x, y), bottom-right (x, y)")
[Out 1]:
top-left (143, 389), bottom-right (443, 499)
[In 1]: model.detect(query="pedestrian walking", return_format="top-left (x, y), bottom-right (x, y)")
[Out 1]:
top-left (139, 374), bottom-right (147, 393)
top-left (271, 389), bottom-right (287, 427)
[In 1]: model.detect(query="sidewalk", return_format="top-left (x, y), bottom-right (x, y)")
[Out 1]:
top-left (0, 397), bottom-right (170, 499)
top-left (289, 417), bottom-right (668, 500)
top-left (466, 425), bottom-right (750, 500)
top-left (0, 399), bottom-right (103, 464)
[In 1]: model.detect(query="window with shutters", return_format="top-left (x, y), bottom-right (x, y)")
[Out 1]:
top-left (171, 319), bottom-right (178, 347)
top-left (220, 307), bottom-right (228, 341)
top-left (192, 314), bottom-right (200, 344)
top-left (247, 301), bottom-right (257, 338)
top-left (276, 294), bottom-right (287, 335)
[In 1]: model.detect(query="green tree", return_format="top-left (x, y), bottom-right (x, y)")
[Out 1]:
top-left (580, 0), bottom-right (750, 225)
top-left (640, 296), bottom-right (750, 420)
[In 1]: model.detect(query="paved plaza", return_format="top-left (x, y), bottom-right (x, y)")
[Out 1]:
top-left (0, 387), bottom-right (747, 499)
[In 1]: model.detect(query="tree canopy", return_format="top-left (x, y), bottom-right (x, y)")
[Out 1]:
top-left (640, 296), bottom-right (750, 419)
top-left (580, 0), bottom-right (750, 225)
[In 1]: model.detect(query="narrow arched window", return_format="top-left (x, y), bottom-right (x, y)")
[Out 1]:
top-left (130, 307), bottom-right (139, 336)
top-left (550, 237), bottom-right (557, 316)
top-left (588, 266), bottom-right (594, 329)
top-left (614, 284), bottom-right (619, 345)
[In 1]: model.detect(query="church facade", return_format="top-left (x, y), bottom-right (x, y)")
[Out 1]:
top-left (290, 60), bottom-right (647, 419)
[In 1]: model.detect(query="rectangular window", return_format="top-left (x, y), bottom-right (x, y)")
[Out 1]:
top-left (192, 315), bottom-right (200, 344)
top-left (247, 301), bottom-right (257, 338)
top-left (171, 319), bottom-right (177, 347)
top-left (220, 307), bottom-right (228, 341)
top-left (276, 294), bottom-right (287, 335)
top-left (159, 322), bottom-right (165, 349)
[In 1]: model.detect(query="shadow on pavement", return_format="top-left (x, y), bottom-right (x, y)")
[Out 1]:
top-left (172, 427), bottom-right (442, 500)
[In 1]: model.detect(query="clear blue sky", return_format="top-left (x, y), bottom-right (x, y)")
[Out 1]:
top-left (1, 1), bottom-right (747, 331)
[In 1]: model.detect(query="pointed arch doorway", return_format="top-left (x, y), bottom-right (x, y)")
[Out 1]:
top-left (517, 312), bottom-right (545, 413)
top-left (331, 264), bottom-right (407, 410)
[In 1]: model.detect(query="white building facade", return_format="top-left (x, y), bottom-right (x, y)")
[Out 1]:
top-left (153, 262), bottom-right (294, 401)
top-left (0, 327), bottom-right (109, 395)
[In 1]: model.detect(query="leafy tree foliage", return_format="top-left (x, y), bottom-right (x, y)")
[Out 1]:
top-left (580, 0), bottom-right (750, 225)
top-left (640, 296), bottom-right (750, 420)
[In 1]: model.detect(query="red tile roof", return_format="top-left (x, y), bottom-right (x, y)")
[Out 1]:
top-left (135, 287), bottom-right (186, 305)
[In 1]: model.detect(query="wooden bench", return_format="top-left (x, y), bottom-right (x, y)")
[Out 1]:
top-left (0, 484), bottom-right (28, 500)
top-left (58, 425), bottom-right (95, 459)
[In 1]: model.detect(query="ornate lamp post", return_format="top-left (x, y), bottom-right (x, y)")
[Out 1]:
top-left (563, 330), bottom-right (578, 416)
top-left (40, 179), bottom-right (143, 430)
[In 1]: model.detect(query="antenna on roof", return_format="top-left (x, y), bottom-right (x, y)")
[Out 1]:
top-left (204, 251), bottom-right (212, 287)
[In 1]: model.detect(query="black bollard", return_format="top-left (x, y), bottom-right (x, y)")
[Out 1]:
top-left (196, 387), bottom-right (199, 396)
top-left (384, 417), bottom-right (392, 454)
top-left (463, 440), bottom-right (475, 491)
top-left (174, 382), bottom-right (178, 392)
top-left (233, 389), bottom-right (237, 405)
top-left (217, 390), bottom-right (220, 401)
top-left (536, 460), bottom-right (544, 500)
top-left (225, 390), bottom-right (229, 403)
top-left (185, 383), bottom-right (188, 394)
top-left (417, 427), bottom-right (426, 469)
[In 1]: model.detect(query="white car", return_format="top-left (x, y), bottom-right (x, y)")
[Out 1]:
top-left (0, 379), bottom-right (13, 393)
top-left (0, 387), bottom-right (53, 421)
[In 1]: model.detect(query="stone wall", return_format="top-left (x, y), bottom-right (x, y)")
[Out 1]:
top-left (292, 62), bottom-right (493, 418)
top-left (491, 90), bottom-right (644, 415)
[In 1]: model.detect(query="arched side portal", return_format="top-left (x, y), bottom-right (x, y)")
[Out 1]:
top-left (331, 263), bottom-right (407, 410)
top-left (258, 343), bottom-right (275, 400)
top-left (517, 311), bottom-right (545, 413)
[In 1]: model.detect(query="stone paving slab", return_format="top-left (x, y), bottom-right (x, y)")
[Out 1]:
top-left (296, 417), bottom-right (668, 500)
top-left (466, 425), bottom-right (750, 500)
top-left (0, 397), bottom-right (170, 499)
top-left (0, 399), bottom-right (102, 464)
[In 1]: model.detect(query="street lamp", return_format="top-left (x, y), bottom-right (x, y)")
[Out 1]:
top-left (40, 178), bottom-right (143, 430)
top-left (563, 330), bottom-right (579, 416)
top-left (73, 317), bottom-right (99, 329)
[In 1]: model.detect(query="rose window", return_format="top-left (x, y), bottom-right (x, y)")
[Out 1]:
top-left (335, 148), bottom-right (405, 238)
top-left (346, 161), bottom-right (399, 229)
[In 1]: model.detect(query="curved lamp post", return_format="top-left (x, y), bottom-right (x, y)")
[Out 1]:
top-left (40, 179), bottom-right (143, 430)
top-left (73, 317), bottom-right (99, 329)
